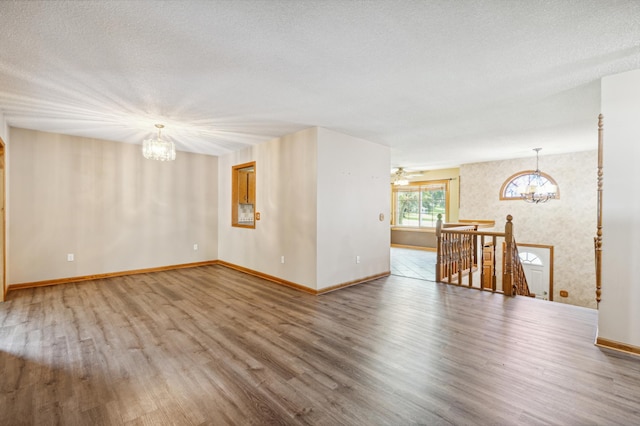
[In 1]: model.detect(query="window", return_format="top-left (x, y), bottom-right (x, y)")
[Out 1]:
top-left (519, 251), bottom-right (543, 265)
top-left (500, 171), bottom-right (560, 200)
top-left (392, 180), bottom-right (449, 227)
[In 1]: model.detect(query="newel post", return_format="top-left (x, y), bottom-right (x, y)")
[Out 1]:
top-left (436, 214), bottom-right (443, 282)
top-left (503, 214), bottom-right (514, 296)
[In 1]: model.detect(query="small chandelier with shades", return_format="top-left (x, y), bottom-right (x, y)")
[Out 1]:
top-left (518, 148), bottom-right (557, 203)
top-left (142, 124), bottom-right (176, 161)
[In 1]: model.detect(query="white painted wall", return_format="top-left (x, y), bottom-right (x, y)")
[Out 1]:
top-left (316, 128), bottom-right (390, 290)
top-left (9, 128), bottom-right (218, 284)
top-left (460, 150), bottom-right (598, 308)
top-left (218, 128), bottom-right (319, 288)
top-left (218, 127), bottom-right (390, 291)
top-left (599, 69), bottom-right (640, 348)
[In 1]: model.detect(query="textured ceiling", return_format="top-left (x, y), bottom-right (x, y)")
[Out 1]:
top-left (1, 1), bottom-right (639, 171)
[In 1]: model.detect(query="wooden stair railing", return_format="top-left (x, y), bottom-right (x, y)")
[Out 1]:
top-left (436, 214), bottom-right (532, 297)
top-left (435, 222), bottom-right (478, 285)
top-left (508, 241), bottom-right (532, 297)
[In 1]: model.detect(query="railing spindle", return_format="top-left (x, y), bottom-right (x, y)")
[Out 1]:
top-left (595, 114), bottom-right (604, 305)
top-left (480, 235), bottom-right (486, 288)
top-left (491, 236), bottom-right (497, 291)
top-left (436, 214), bottom-right (442, 282)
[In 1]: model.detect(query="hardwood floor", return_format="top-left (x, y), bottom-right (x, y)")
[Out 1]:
top-left (1, 265), bottom-right (639, 425)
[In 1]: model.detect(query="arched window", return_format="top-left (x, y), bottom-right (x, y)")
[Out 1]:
top-left (499, 170), bottom-right (560, 201)
top-left (519, 251), bottom-right (543, 265)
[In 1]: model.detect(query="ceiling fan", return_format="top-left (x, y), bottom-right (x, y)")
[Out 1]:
top-left (391, 167), bottom-right (423, 185)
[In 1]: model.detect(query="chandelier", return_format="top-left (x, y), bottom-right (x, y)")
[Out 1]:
top-left (142, 124), bottom-right (176, 161)
top-left (519, 148), bottom-right (557, 203)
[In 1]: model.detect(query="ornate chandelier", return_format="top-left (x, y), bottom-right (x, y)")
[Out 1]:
top-left (519, 148), bottom-right (557, 203)
top-left (142, 124), bottom-right (176, 161)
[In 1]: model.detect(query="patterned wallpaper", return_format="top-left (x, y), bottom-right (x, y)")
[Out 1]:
top-left (460, 150), bottom-right (598, 308)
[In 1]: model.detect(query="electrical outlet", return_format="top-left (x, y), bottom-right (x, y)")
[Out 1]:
top-left (193, 243), bottom-right (198, 251)
top-left (356, 255), bottom-right (360, 264)
top-left (67, 253), bottom-right (74, 262)
top-left (281, 256), bottom-right (285, 264)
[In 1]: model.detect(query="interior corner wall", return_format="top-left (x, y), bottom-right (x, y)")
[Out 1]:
top-left (8, 128), bottom-right (219, 285)
top-left (460, 150), bottom-right (598, 308)
top-left (217, 128), bottom-right (319, 290)
top-left (598, 69), bottom-right (640, 348)
top-left (316, 127), bottom-right (390, 290)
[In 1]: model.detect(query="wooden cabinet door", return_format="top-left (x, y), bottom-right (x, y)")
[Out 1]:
top-left (238, 170), bottom-right (249, 203)
top-left (247, 171), bottom-right (255, 204)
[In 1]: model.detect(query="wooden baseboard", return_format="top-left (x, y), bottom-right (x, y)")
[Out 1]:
top-left (8, 259), bottom-right (389, 298)
top-left (391, 244), bottom-right (436, 252)
top-left (216, 261), bottom-right (317, 294)
top-left (8, 260), bottom-right (219, 291)
top-left (595, 337), bottom-right (640, 357)
top-left (316, 271), bottom-right (391, 294)
top-left (217, 261), bottom-right (390, 295)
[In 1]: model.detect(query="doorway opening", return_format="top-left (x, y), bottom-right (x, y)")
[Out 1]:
top-left (518, 243), bottom-right (554, 301)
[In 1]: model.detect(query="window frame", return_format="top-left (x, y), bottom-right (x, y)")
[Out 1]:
top-left (391, 179), bottom-right (450, 228)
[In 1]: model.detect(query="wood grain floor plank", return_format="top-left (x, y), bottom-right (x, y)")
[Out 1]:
top-left (2, 265), bottom-right (640, 424)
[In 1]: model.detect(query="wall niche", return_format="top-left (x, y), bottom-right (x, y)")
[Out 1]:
top-left (232, 161), bottom-right (256, 228)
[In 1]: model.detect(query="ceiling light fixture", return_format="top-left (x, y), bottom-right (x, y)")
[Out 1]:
top-left (142, 124), bottom-right (176, 161)
top-left (393, 167), bottom-right (409, 186)
top-left (519, 148), bottom-right (557, 203)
